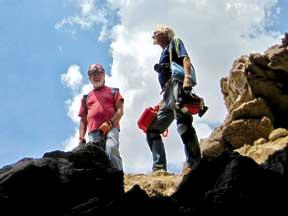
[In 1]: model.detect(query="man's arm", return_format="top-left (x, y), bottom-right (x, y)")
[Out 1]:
top-left (110, 99), bottom-right (124, 126)
top-left (174, 38), bottom-right (193, 91)
top-left (99, 99), bottom-right (124, 135)
top-left (79, 116), bottom-right (87, 145)
top-left (182, 56), bottom-right (193, 91)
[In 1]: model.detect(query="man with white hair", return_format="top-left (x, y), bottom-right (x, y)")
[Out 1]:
top-left (78, 64), bottom-right (124, 171)
top-left (146, 25), bottom-right (201, 174)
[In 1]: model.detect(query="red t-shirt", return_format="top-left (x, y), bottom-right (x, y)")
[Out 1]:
top-left (78, 86), bottom-right (123, 133)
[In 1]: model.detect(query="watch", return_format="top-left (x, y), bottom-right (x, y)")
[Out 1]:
top-left (185, 74), bottom-right (192, 79)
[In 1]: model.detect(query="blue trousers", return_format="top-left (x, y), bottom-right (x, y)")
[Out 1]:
top-left (146, 81), bottom-right (201, 171)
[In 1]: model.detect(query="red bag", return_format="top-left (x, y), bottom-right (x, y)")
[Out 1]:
top-left (181, 98), bottom-right (202, 115)
top-left (137, 107), bottom-right (157, 133)
top-left (180, 94), bottom-right (208, 117)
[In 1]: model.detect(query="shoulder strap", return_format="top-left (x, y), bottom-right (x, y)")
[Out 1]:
top-left (174, 38), bottom-right (180, 56)
top-left (111, 87), bottom-right (119, 108)
top-left (168, 38), bottom-right (180, 66)
top-left (82, 94), bottom-right (88, 113)
top-left (111, 87), bottom-right (119, 98)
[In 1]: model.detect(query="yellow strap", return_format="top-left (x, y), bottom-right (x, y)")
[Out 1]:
top-left (169, 37), bottom-right (180, 64)
top-left (174, 37), bottom-right (179, 57)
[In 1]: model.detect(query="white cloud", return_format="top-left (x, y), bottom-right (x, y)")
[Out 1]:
top-left (62, 127), bottom-right (79, 151)
top-left (55, 0), bottom-right (112, 41)
top-left (60, 65), bottom-right (93, 152)
top-left (60, 0), bottom-right (282, 173)
top-left (61, 64), bottom-right (83, 92)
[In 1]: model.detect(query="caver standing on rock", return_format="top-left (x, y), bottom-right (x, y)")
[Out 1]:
top-left (78, 64), bottom-right (124, 171)
top-left (145, 25), bottom-right (202, 174)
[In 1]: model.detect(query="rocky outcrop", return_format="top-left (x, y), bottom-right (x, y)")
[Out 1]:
top-left (0, 143), bottom-right (123, 215)
top-left (124, 170), bottom-right (182, 196)
top-left (173, 149), bottom-right (288, 214)
top-left (236, 128), bottom-right (288, 164)
top-left (1, 143), bottom-right (288, 215)
top-left (202, 33), bottom-right (288, 157)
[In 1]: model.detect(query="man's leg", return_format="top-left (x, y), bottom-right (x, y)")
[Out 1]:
top-left (146, 106), bottom-right (174, 171)
top-left (175, 111), bottom-right (201, 169)
top-left (106, 128), bottom-right (123, 170)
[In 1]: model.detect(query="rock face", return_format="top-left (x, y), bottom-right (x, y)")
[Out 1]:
top-left (124, 170), bottom-right (183, 196)
top-left (1, 146), bottom-right (287, 215)
top-left (236, 128), bottom-right (288, 164)
top-left (202, 33), bottom-right (288, 157)
top-left (0, 143), bottom-right (124, 215)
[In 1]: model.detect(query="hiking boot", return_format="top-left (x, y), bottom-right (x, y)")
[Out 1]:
top-left (153, 168), bottom-right (166, 173)
top-left (181, 162), bottom-right (194, 176)
top-left (181, 166), bottom-right (193, 176)
top-left (152, 164), bottom-right (166, 172)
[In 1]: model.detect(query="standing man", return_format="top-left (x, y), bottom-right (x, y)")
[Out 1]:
top-left (78, 64), bottom-right (124, 171)
top-left (146, 25), bottom-right (201, 174)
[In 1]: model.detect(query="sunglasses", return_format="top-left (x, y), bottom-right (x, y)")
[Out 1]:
top-left (88, 70), bottom-right (104, 76)
top-left (152, 31), bottom-right (164, 39)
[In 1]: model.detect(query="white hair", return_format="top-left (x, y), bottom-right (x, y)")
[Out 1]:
top-left (154, 24), bottom-right (175, 40)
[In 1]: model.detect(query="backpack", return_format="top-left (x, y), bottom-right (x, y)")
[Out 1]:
top-left (82, 87), bottom-right (119, 113)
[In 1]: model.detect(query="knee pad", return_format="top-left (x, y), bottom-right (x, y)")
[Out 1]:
top-left (147, 132), bottom-right (161, 142)
top-left (180, 125), bottom-right (197, 144)
top-left (177, 123), bottom-right (188, 135)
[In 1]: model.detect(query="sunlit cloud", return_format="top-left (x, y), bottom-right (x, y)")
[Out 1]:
top-left (60, 0), bottom-right (281, 173)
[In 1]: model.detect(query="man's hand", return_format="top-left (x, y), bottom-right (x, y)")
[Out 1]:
top-left (79, 137), bottom-right (86, 145)
top-left (182, 56), bottom-right (193, 92)
top-left (99, 120), bottom-right (113, 135)
top-left (183, 76), bottom-right (192, 92)
top-left (154, 100), bottom-right (163, 112)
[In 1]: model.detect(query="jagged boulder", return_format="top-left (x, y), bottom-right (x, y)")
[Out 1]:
top-left (236, 128), bottom-right (288, 164)
top-left (231, 98), bottom-right (274, 121)
top-left (1, 145), bottom-right (288, 215)
top-left (173, 150), bottom-right (288, 214)
top-left (222, 116), bottom-right (274, 149)
top-left (0, 143), bottom-right (124, 215)
top-left (269, 128), bottom-right (288, 141)
top-left (263, 145), bottom-right (288, 176)
top-left (124, 170), bottom-right (182, 196)
top-left (66, 149), bottom-right (288, 215)
top-left (202, 33), bottom-right (288, 157)
top-left (200, 124), bottom-right (228, 157)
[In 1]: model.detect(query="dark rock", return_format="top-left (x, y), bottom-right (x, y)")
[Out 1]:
top-left (263, 146), bottom-right (288, 176)
top-left (0, 143), bottom-right (124, 215)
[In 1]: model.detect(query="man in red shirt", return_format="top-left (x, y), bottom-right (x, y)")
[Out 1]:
top-left (78, 64), bottom-right (124, 170)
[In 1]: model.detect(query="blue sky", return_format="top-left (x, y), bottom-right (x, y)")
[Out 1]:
top-left (0, 0), bottom-right (113, 164)
top-left (0, 0), bottom-right (287, 172)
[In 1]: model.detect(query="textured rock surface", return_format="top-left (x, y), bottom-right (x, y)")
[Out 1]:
top-left (202, 33), bottom-right (288, 157)
top-left (124, 170), bottom-right (182, 196)
top-left (0, 143), bottom-right (124, 215)
top-left (236, 128), bottom-right (288, 164)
